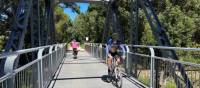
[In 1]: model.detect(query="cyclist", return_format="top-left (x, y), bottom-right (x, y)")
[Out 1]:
top-left (70, 39), bottom-right (79, 58)
top-left (107, 33), bottom-right (123, 77)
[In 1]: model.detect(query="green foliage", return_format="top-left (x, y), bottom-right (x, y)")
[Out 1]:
top-left (166, 79), bottom-right (177, 88)
top-left (0, 0), bottom-right (199, 62)
top-left (138, 74), bottom-right (150, 86)
top-left (54, 6), bottom-right (72, 43)
top-left (140, 10), bottom-right (156, 45)
top-left (67, 4), bottom-right (106, 43)
top-left (66, 0), bottom-right (199, 63)
top-left (140, 0), bottom-right (200, 62)
top-left (157, 1), bottom-right (196, 47)
top-left (0, 35), bottom-right (5, 51)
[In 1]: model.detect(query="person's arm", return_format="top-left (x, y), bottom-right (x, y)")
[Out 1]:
top-left (70, 42), bottom-right (72, 47)
top-left (78, 42), bottom-right (80, 48)
top-left (108, 53), bottom-right (113, 58)
top-left (108, 50), bottom-right (113, 58)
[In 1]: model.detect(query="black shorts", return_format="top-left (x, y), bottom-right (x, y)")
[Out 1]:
top-left (73, 48), bottom-right (77, 51)
top-left (109, 50), bottom-right (119, 57)
top-left (109, 53), bottom-right (120, 60)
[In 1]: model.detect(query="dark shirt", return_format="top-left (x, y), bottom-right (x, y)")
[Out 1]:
top-left (109, 50), bottom-right (118, 57)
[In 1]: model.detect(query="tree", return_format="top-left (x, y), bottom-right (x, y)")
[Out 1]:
top-left (69, 4), bottom-right (107, 43)
top-left (54, 6), bottom-right (72, 42)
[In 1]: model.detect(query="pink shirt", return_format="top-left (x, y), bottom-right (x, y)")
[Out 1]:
top-left (71, 41), bottom-right (78, 48)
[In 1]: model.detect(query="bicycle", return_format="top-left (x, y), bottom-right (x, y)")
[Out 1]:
top-left (108, 56), bottom-right (123, 88)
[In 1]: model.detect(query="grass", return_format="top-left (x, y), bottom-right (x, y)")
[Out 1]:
top-left (166, 80), bottom-right (177, 88)
top-left (180, 57), bottom-right (200, 64)
top-left (80, 43), bottom-right (85, 49)
top-left (138, 73), bottom-right (150, 86)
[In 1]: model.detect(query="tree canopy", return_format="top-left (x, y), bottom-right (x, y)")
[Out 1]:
top-left (60, 0), bottom-right (200, 63)
top-left (0, 0), bottom-right (199, 52)
top-left (66, 0), bottom-right (199, 48)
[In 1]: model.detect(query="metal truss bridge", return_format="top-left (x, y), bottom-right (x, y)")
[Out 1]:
top-left (0, 0), bottom-right (200, 88)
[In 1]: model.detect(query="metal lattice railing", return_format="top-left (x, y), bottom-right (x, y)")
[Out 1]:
top-left (0, 43), bottom-right (66, 88)
top-left (85, 43), bottom-right (200, 88)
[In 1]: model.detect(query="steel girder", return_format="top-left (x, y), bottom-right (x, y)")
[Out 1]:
top-left (102, 1), bottom-right (124, 43)
top-left (139, 0), bottom-right (191, 87)
top-left (42, 0), bottom-right (55, 46)
top-left (31, 0), bottom-right (41, 48)
top-left (102, 2), bottom-right (112, 43)
top-left (130, 0), bottom-right (139, 45)
top-left (38, 0), bottom-right (55, 46)
top-left (0, 0), bottom-right (33, 77)
top-left (30, 2), bottom-right (40, 87)
top-left (49, 0), bottom-right (56, 45)
top-left (5, 0), bottom-right (33, 52)
top-left (42, 0), bottom-right (51, 46)
top-left (130, 0), bottom-right (139, 77)
top-left (112, 4), bottom-right (124, 43)
top-left (0, 0), bottom-right (56, 77)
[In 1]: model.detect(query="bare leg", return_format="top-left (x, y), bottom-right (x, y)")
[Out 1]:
top-left (107, 57), bottom-right (112, 75)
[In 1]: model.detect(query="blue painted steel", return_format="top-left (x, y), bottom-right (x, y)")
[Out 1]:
top-left (0, 0), bottom-right (56, 78)
top-left (0, 0), bottom-right (33, 77)
top-left (5, 0), bottom-right (33, 52)
top-left (102, 1), bottom-right (124, 43)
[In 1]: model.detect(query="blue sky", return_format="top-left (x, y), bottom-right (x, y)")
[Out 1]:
top-left (64, 3), bottom-right (89, 21)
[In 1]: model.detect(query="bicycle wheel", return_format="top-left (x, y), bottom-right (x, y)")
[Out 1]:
top-left (115, 67), bottom-right (122, 88)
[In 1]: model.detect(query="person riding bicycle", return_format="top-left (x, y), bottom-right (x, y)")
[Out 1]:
top-left (107, 33), bottom-right (123, 76)
top-left (70, 39), bottom-right (79, 56)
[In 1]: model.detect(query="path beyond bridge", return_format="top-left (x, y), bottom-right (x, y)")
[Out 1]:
top-left (49, 51), bottom-right (141, 88)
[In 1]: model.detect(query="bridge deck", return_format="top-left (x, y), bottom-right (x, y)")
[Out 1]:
top-left (49, 51), bottom-right (141, 88)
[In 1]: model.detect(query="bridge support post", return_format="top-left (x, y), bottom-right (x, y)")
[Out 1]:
top-left (150, 47), bottom-right (155, 88)
top-left (94, 44), bottom-right (96, 57)
top-left (95, 44), bottom-right (99, 58)
top-left (4, 55), bottom-right (18, 88)
top-left (49, 46), bottom-right (54, 77)
top-left (37, 48), bottom-right (44, 88)
top-left (93, 44), bottom-right (95, 56)
top-left (128, 58), bottom-right (133, 76)
top-left (125, 46), bottom-right (132, 76)
top-left (99, 44), bottom-right (103, 59)
top-left (126, 52), bottom-right (129, 75)
top-left (91, 44), bottom-right (93, 56)
top-left (91, 44), bottom-right (93, 55)
top-left (55, 45), bottom-right (58, 72)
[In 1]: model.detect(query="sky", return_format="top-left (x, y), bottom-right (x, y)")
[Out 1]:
top-left (64, 3), bottom-right (89, 21)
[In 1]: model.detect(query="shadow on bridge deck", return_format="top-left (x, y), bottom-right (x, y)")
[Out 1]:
top-left (48, 51), bottom-right (143, 88)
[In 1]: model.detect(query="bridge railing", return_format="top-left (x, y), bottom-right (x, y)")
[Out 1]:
top-left (0, 43), bottom-right (66, 88)
top-left (85, 43), bottom-right (200, 88)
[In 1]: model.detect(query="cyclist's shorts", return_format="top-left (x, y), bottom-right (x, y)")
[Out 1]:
top-left (73, 48), bottom-right (77, 51)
